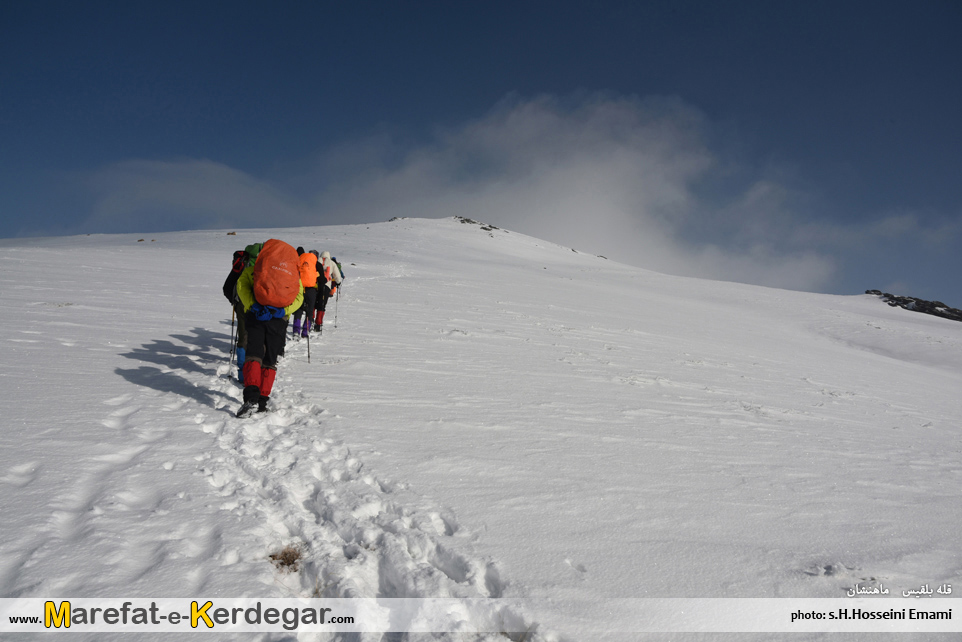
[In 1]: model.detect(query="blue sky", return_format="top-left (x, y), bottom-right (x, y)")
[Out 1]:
top-left (2, 1), bottom-right (961, 304)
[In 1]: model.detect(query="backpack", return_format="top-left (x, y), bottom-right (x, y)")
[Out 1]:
top-left (332, 257), bottom-right (345, 278)
top-left (244, 243), bottom-right (263, 267)
top-left (222, 250), bottom-right (248, 303)
top-left (298, 252), bottom-right (319, 288)
top-left (252, 239), bottom-right (300, 308)
top-left (231, 250), bottom-right (248, 274)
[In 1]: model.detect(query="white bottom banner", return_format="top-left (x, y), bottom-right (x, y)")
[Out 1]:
top-left (1, 597), bottom-right (959, 634)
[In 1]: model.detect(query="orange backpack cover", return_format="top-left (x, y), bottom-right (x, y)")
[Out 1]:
top-left (298, 252), bottom-right (319, 288)
top-left (252, 239), bottom-right (300, 308)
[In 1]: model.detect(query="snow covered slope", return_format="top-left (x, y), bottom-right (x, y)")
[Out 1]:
top-left (1, 217), bottom-right (960, 640)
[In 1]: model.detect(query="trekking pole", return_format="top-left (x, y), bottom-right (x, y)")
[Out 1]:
top-left (228, 307), bottom-right (236, 367)
top-left (334, 286), bottom-right (339, 329)
top-left (306, 321), bottom-right (311, 364)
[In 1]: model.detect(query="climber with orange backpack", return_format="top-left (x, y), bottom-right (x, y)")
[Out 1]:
top-left (292, 247), bottom-right (319, 339)
top-left (234, 239), bottom-right (304, 417)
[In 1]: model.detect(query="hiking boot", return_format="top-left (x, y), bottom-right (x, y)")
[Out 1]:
top-left (236, 401), bottom-right (257, 418)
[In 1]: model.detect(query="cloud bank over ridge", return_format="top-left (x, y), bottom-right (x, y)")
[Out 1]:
top-left (80, 95), bottom-right (960, 295)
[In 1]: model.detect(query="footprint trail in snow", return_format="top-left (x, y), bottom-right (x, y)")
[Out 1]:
top-left (176, 331), bottom-right (540, 639)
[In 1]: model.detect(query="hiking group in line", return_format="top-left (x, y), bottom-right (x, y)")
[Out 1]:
top-left (222, 239), bottom-right (344, 417)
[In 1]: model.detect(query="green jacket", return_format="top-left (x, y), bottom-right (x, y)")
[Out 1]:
top-left (235, 266), bottom-right (304, 318)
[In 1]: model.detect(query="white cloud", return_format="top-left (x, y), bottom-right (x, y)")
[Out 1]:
top-left (85, 159), bottom-right (315, 230)
top-left (90, 94), bottom-right (962, 294)
top-left (306, 94), bottom-right (838, 291)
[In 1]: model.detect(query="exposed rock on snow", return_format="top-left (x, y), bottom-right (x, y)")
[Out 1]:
top-left (866, 290), bottom-right (962, 322)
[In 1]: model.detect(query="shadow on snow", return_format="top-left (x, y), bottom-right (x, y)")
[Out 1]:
top-left (116, 326), bottom-right (237, 411)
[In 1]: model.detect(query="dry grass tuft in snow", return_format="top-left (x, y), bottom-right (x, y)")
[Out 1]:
top-left (268, 543), bottom-right (303, 573)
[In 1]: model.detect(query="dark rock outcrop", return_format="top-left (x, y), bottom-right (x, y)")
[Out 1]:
top-left (455, 216), bottom-right (500, 231)
top-left (865, 290), bottom-right (962, 323)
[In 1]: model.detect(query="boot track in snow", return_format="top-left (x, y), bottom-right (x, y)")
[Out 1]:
top-left (108, 326), bottom-right (545, 640)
